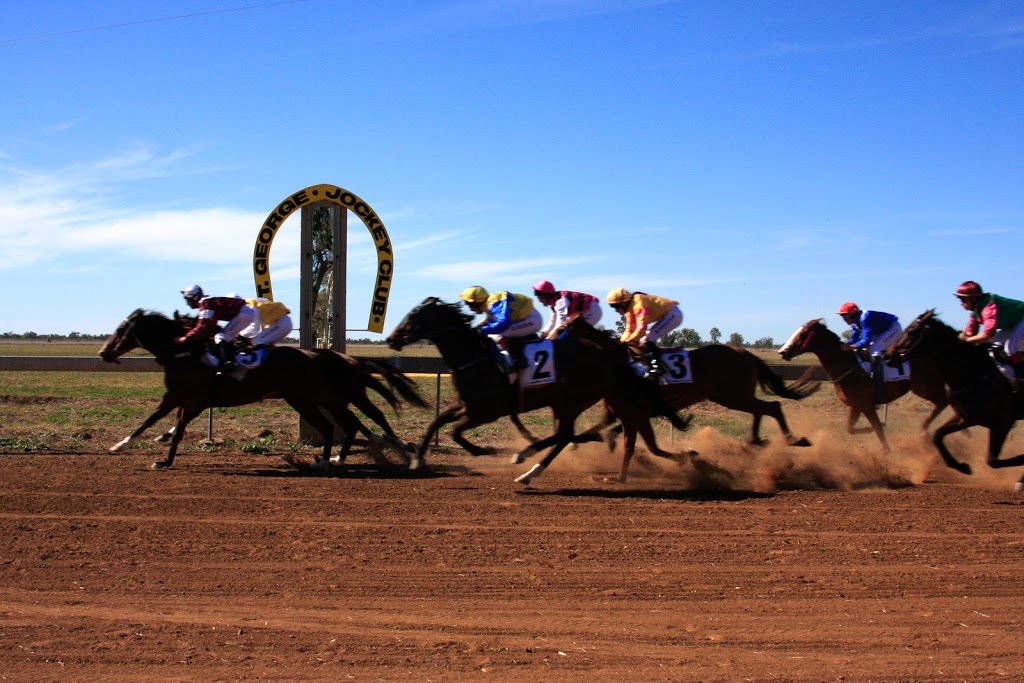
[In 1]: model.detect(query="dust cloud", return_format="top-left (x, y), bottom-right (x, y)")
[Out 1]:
top-left (537, 417), bottom-right (1024, 494)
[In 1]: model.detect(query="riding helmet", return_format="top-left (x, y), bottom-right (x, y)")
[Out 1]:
top-left (181, 284), bottom-right (204, 300)
top-left (533, 280), bottom-right (556, 295)
top-left (459, 286), bottom-right (489, 304)
top-left (606, 287), bottom-right (632, 305)
top-left (954, 281), bottom-right (984, 298)
top-left (837, 302), bottom-right (859, 315)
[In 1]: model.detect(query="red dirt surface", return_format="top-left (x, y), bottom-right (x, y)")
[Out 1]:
top-left (2, 429), bottom-right (1024, 682)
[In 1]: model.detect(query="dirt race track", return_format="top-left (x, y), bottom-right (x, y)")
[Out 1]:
top-left (2, 426), bottom-right (1024, 682)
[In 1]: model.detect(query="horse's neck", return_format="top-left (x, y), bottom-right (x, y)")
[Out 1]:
top-left (930, 340), bottom-right (999, 388)
top-left (809, 342), bottom-right (860, 379)
top-left (429, 328), bottom-right (491, 370)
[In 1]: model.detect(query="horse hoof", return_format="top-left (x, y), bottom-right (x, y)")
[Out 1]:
top-left (150, 461), bottom-right (169, 471)
top-left (510, 452), bottom-right (526, 465)
top-left (955, 463), bottom-right (973, 476)
top-left (514, 474), bottom-right (533, 485)
top-left (154, 434), bottom-right (170, 443)
top-left (792, 437), bottom-right (812, 447)
top-left (109, 445), bottom-right (124, 454)
top-left (409, 458), bottom-right (422, 470)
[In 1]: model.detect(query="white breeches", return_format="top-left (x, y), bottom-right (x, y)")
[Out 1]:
top-left (491, 309), bottom-right (543, 340)
top-left (214, 306), bottom-right (256, 343)
top-left (866, 321), bottom-right (902, 356)
top-left (993, 318), bottom-right (1024, 359)
top-left (249, 315), bottom-right (294, 346)
top-left (643, 306), bottom-right (683, 345)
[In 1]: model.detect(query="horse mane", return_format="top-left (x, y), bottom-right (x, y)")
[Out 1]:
top-left (422, 297), bottom-right (476, 328)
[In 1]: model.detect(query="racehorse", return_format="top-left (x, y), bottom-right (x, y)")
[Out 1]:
top-left (385, 298), bottom-right (692, 484)
top-left (558, 315), bottom-right (820, 448)
top-left (98, 309), bottom-right (425, 470)
top-left (778, 319), bottom-right (949, 452)
top-left (888, 310), bottom-right (1024, 491)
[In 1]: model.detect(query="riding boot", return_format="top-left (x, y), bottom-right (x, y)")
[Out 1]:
top-left (871, 354), bottom-right (885, 404)
top-left (217, 340), bottom-right (238, 372)
top-left (505, 337), bottom-right (529, 372)
top-left (644, 341), bottom-right (662, 380)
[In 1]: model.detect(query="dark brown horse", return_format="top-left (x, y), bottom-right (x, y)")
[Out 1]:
top-left (385, 298), bottom-right (692, 484)
top-left (559, 315), bottom-right (820, 451)
top-left (888, 310), bottom-right (1024, 491)
top-left (778, 318), bottom-right (948, 452)
top-left (99, 309), bottom-right (424, 470)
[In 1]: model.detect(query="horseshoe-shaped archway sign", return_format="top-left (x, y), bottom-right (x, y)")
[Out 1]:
top-left (252, 184), bottom-right (393, 333)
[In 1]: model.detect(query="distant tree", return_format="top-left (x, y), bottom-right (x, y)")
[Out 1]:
top-left (663, 327), bottom-right (702, 348)
top-left (752, 336), bottom-right (775, 349)
top-left (841, 329), bottom-right (852, 342)
top-left (709, 327), bottom-right (721, 344)
top-left (614, 317), bottom-right (625, 336)
top-left (728, 332), bottom-right (745, 347)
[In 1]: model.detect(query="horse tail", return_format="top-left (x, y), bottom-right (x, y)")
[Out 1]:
top-left (750, 352), bottom-right (821, 399)
top-left (360, 359), bottom-right (429, 409)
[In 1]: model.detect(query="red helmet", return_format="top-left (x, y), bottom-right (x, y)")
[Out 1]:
top-left (837, 302), bottom-right (859, 315)
top-left (954, 281), bottom-right (984, 298)
top-left (533, 280), bottom-right (556, 295)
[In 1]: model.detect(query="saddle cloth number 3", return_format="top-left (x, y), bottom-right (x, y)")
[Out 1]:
top-left (660, 350), bottom-right (693, 384)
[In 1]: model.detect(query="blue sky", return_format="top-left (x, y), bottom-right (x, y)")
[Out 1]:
top-left (2, 1), bottom-right (1021, 343)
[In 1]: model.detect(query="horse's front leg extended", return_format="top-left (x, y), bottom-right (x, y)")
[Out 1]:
top-left (110, 401), bottom-right (176, 453)
top-left (413, 405), bottom-right (466, 468)
top-left (514, 418), bottom-right (578, 485)
top-left (152, 406), bottom-right (198, 470)
top-left (932, 415), bottom-right (973, 475)
top-left (983, 425), bottom-right (1024, 469)
top-left (508, 414), bottom-right (539, 444)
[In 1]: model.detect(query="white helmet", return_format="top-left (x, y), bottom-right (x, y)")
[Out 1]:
top-left (181, 284), bottom-right (204, 300)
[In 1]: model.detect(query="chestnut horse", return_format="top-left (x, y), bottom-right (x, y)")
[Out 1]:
top-left (888, 310), bottom-right (1024, 491)
top-left (559, 315), bottom-right (820, 449)
top-left (99, 309), bottom-right (424, 470)
top-left (779, 318), bottom-right (948, 452)
top-left (386, 298), bottom-right (692, 484)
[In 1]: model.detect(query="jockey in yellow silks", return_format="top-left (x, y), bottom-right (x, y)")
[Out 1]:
top-left (243, 298), bottom-right (294, 347)
top-left (606, 288), bottom-right (683, 378)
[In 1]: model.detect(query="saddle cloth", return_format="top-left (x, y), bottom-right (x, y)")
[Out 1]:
top-left (856, 358), bottom-right (910, 382)
top-left (500, 339), bottom-right (557, 387)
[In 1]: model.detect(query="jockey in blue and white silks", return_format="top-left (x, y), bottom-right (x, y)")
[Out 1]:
top-left (837, 302), bottom-right (902, 357)
top-left (458, 286), bottom-right (542, 371)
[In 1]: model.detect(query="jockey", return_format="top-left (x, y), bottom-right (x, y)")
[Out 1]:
top-left (955, 280), bottom-right (1024, 387)
top-left (838, 302), bottom-right (902, 402)
top-left (177, 285), bottom-right (256, 370)
top-left (458, 286), bottom-right (542, 371)
top-left (606, 288), bottom-right (682, 378)
top-left (837, 303), bottom-right (902, 359)
top-left (243, 298), bottom-right (294, 347)
top-left (533, 280), bottom-right (602, 339)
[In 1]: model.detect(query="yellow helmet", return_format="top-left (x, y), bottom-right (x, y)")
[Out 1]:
top-left (459, 286), bottom-right (489, 304)
top-left (606, 287), bottom-right (632, 305)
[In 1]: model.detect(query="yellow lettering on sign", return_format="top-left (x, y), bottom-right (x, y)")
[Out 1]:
top-left (252, 184), bottom-right (393, 333)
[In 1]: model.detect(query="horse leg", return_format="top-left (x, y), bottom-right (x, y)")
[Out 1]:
top-left (285, 399), bottom-right (336, 470)
top-left (514, 418), bottom-right (578, 485)
top-left (508, 414), bottom-right (539, 444)
top-left (932, 415), bottom-right (974, 475)
top-left (983, 425), bottom-right (1024, 469)
top-left (345, 394), bottom-right (414, 462)
top-left (919, 399), bottom-right (949, 434)
top-left (152, 405), bottom-right (203, 470)
top-left (511, 432), bottom-right (565, 465)
top-left (412, 405), bottom-right (467, 468)
top-left (110, 401), bottom-right (176, 453)
top-left (755, 400), bottom-right (812, 447)
top-left (862, 407), bottom-right (891, 454)
top-left (845, 407), bottom-right (875, 435)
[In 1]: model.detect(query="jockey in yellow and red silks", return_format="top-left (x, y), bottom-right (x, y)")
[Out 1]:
top-left (605, 288), bottom-right (682, 346)
top-left (458, 286), bottom-right (542, 371)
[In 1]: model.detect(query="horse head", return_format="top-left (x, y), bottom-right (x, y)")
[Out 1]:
top-left (98, 309), bottom-right (184, 363)
top-left (387, 297), bottom-right (474, 351)
top-left (98, 309), bottom-right (147, 363)
top-left (779, 318), bottom-right (831, 360)
top-left (887, 309), bottom-right (948, 361)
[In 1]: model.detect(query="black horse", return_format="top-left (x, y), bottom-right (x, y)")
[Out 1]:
top-left (385, 298), bottom-right (692, 484)
top-left (99, 309), bottom-right (424, 470)
top-left (779, 318), bottom-right (949, 452)
top-left (887, 309), bottom-right (1024, 491)
top-left (559, 315), bottom-right (820, 451)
